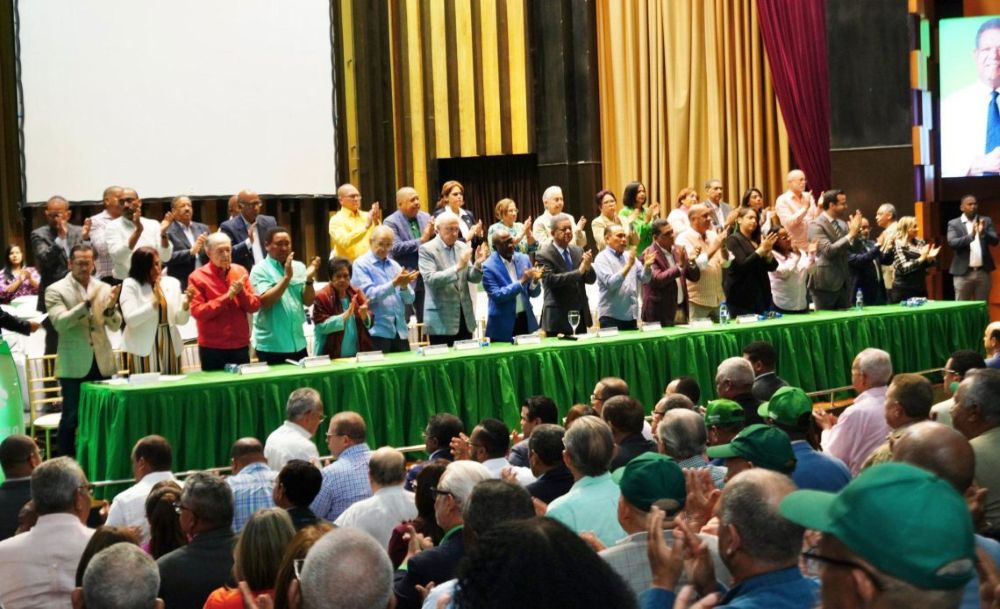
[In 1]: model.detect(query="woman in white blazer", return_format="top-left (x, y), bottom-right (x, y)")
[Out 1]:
top-left (120, 246), bottom-right (194, 373)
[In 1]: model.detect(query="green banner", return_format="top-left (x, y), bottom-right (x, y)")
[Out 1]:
top-left (0, 339), bottom-right (25, 483)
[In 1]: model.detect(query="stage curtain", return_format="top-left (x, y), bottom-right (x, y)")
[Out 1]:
top-left (596, 0), bottom-right (790, 215)
top-left (757, 0), bottom-right (832, 192)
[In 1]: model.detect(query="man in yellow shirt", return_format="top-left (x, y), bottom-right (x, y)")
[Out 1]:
top-left (329, 183), bottom-right (381, 261)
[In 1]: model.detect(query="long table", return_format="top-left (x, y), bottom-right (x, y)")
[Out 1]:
top-left (78, 301), bottom-right (987, 497)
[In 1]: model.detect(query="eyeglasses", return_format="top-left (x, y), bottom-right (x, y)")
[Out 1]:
top-left (172, 501), bottom-right (195, 516)
top-left (943, 369), bottom-right (959, 377)
top-left (428, 486), bottom-right (453, 498)
top-left (800, 550), bottom-right (883, 591)
top-left (77, 483), bottom-right (94, 495)
top-left (293, 558), bottom-right (306, 580)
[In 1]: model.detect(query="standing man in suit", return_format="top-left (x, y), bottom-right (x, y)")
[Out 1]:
top-left (31, 195), bottom-right (91, 354)
top-left (702, 178), bottom-right (733, 232)
top-left (848, 217), bottom-right (887, 305)
top-left (165, 195), bottom-right (209, 289)
top-left (45, 244), bottom-right (121, 458)
top-left (219, 189), bottom-right (277, 271)
top-left (536, 213), bottom-right (596, 335)
top-left (418, 212), bottom-right (487, 345)
top-left (87, 185), bottom-right (123, 284)
top-left (482, 228), bottom-right (542, 343)
top-left (807, 189), bottom-right (864, 310)
top-left (384, 186), bottom-right (434, 322)
top-left (639, 219), bottom-right (700, 326)
top-left (948, 194), bottom-right (999, 301)
top-left (104, 188), bottom-right (174, 283)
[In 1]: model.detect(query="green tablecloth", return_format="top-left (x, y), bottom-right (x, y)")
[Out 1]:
top-left (78, 301), bottom-right (987, 497)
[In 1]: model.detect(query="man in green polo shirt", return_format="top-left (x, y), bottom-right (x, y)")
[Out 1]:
top-left (249, 227), bottom-right (321, 365)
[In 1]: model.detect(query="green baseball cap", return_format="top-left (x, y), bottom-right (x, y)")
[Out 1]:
top-left (704, 399), bottom-right (745, 426)
top-left (757, 386), bottom-right (813, 427)
top-left (780, 463), bottom-right (975, 590)
top-left (612, 452), bottom-right (686, 512)
top-left (705, 424), bottom-right (796, 473)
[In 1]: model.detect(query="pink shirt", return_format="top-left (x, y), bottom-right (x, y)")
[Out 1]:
top-left (775, 190), bottom-right (819, 250)
top-left (820, 385), bottom-right (890, 476)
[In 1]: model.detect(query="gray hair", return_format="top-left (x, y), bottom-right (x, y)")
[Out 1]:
top-left (542, 186), bottom-right (563, 203)
top-left (369, 225), bottom-right (394, 243)
top-left (31, 456), bottom-right (85, 515)
top-left (658, 409), bottom-right (708, 460)
top-left (438, 461), bottom-right (491, 508)
top-left (876, 203), bottom-right (897, 219)
top-left (550, 212), bottom-right (574, 233)
top-left (659, 393), bottom-right (695, 412)
top-left (436, 211), bottom-right (461, 227)
top-left (603, 224), bottom-right (626, 239)
top-left (855, 348), bottom-right (893, 387)
top-left (368, 447), bottom-right (406, 487)
top-left (83, 543), bottom-right (160, 609)
top-left (300, 527), bottom-right (393, 609)
top-left (287, 388), bottom-right (322, 422)
top-left (718, 469), bottom-right (803, 565)
top-left (716, 357), bottom-right (755, 390)
top-left (205, 232), bottom-right (231, 252)
top-left (961, 369), bottom-right (1000, 424)
top-left (564, 415), bottom-right (615, 477)
top-left (181, 471), bottom-right (233, 528)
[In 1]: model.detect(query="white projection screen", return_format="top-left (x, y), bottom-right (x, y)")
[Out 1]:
top-left (17, 0), bottom-right (338, 204)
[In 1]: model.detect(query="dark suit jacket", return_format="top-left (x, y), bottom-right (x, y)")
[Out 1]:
top-left (219, 214), bottom-right (277, 271)
top-left (848, 239), bottom-right (886, 305)
top-left (752, 372), bottom-right (788, 403)
top-left (807, 213), bottom-right (863, 293)
top-left (735, 392), bottom-right (764, 426)
top-left (482, 251), bottom-right (540, 342)
top-left (157, 527), bottom-right (236, 609)
top-left (536, 243), bottom-right (596, 335)
top-left (609, 433), bottom-right (657, 471)
top-left (526, 464), bottom-right (574, 505)
top-left (0, 478), bottom-right (30, 541)
top-left (947, 215), bottom-right (999, 275)
top-left (640, 244), bottom-right (699, 326)
top-left (30, 223), bottom-right (87, 312)
top-left (0, 309), bottom-right (31, 335)
top-left (394, 528), bottom-right (465, 609)
top-left (165, 220), bottom-right (210, 288)
top-left (724, 232), bottom-right (778, 315)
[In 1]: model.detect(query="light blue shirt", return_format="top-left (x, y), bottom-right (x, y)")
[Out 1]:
top-left (545, 472), bottom-right (626, 547)
top-left (352, 251), bottom-right (414, 340)
top-left (593, 247), bottom-right (641, 321)
top-left (250, 256), bottom-right (308, 353)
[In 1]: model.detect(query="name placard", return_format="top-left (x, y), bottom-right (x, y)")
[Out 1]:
top-left (239, 362), bottom-right (271, 375)
top-left (690, 319), bottom-right (714, 328)
top-left (287, 355), bottom-right (333, 368)
top-left (640, 322), bottom-right (662, 333)
top-left (737, 314), bottom-right (760, 324)
top-left (128, 372), bottom-right (161, 385)
top-left (514, 334), bottom-right (542, 346)
top-left (355, 351), bottom-right (385, 363)
top-left (419, 344), bottom-right (450, 357)
top-left (454, 339), bottom-right (483, 351)
top-left (597, 327), bottom-right (620, 338)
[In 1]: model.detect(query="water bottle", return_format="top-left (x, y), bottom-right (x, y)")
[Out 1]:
top-left (855, 288), bottom-right (864, 311)
top-left (719, 301), bottom-right (730, 325)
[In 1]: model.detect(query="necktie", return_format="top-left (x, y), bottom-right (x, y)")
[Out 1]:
top-left (562, 248), bottom-right (573, 270)
top-left (987, 90), bottom-right (1000, 175)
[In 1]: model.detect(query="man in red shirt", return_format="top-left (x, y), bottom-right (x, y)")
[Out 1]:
top-left (189, 233), bottom-right (261, 370)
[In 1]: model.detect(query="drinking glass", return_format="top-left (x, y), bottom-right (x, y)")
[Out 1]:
top-left (568, 310), bottom-right (581, 335)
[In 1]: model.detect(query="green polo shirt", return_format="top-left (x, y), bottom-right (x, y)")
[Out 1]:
top-left (250, 255), bottom-right (308, 354)
top-left (545, 472), bottom-right (626, 547)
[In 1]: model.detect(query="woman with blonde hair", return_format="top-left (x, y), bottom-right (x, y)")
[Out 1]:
top-left (667, 187), bottom-right (698, 235)
top-left (889, 216), bottom-right (940, 303)
top-left (487, 198), bottom-right (535, 253)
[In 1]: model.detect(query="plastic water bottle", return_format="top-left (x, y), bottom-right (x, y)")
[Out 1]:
top-left (855, 288), bottom-right (864, 311)
top-left (719, 301), bottom-right (730, 325)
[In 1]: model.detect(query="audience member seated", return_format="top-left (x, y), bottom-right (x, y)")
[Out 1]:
top-left (144, 483), bottom-right (186, 559)
top-left (120, 247), bottom-right (191, 373)
top-left (591, 376), bottom-right (630, 415)
top-left (860, 373), bottom-right (933, 470)
top-left (537, 213), bottom-right (596, 335)
top-left (451, 418), bottom-right (534, 485)
top-left (932, 349), bottom-right (985, 426)
top-left (742, 340), bottom-right (788, 402)
top-left (603, 395), bottom-right (657, 471)
top-left (335, 447), bottom-right (416, 548)
top-left (952, 369), bottom-right (1000, 537)
top-left (265, 388), bottom-right (324, 471)
top-left (74, 543), bottom-right (162, 609)
top-left (219, 190), bottom-right (277, 271)
top-left (665, 375), bottom-right (702, 407)
top-left (105, 435), bottom-right (177, 544)
top-left (273, 460), bottom-right (324, 531)
top-left (510, 396), bottom-right (558, 467)
top-left (74, 525), bottom-right (140, 587)
top-left (565, 404), bottom-right (597, 428)
top-left (706, 424), bottom-right (797, 483)
top-left (594, 224), bottom-right (644, 330)
top-left (704, 399), bottom-right (746, 448)
top-left (0, 434), bottom-right (40, 541)
top-left (0, 457), bottom-right (95, 609)
top-left (227, 438), bottom-right (277, 533)
top-left (651, 394), bottom-right (695, 438)
top-left (723, 207), bottom-right (778, 315)
top-left (524, 424), bottom-right (574, 505)
top-left (388, 462), bottom-right (447, 569)
top-left (781, 463), bottom-right (973, 609)
top-left (656, 409), bottom-right (726, 489)
top-left (204, 507), bottom-right (295, 609)
top-left (312, 256), bottom-right (373, 358)
top-left (482, 227), bottom-right (542, 343)
top-left (814, 347), bottom-right (892, 475)
top-left (393, 460), bottom-right (491, 609)
top-left (545, 415), bottom-right (627, 546)
top-left (269, 522), bottom-right (334, 609)
top-left (249, 227), bottom-right (321, 365)
top-left (311, 412), bottom-right (372, 522)
top-left (105, 188), bottom-right (174, 282)
top-left (757, 386), bottom-right (850, 491)
top-left (715, 356), bottom-right (762, 424)
top-left (644, 469), bottom-right (817, 608)
top-left (352, 226), bottom-right (419, 353)
top-left (985, 321), bottom-right (1000, 369)
top-left (405, 413), bottom-right (462, 491)
top-left (296, 527), bottom-right (394, 609)
top-left (0, 245), bottom-right (39, 304)
top-left (188, 232), bottom-right (262, 370)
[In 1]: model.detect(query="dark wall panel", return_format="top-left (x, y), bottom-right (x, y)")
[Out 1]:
top-left (830, 146), bottom-right (916, 221)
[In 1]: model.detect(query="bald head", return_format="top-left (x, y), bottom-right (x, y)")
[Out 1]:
top-left (395, 186), bottom-right (422, 218)
top-left (368, 447), bottom-right (406, 487)
top-left (230, 437), bottom-right (266, 471)
top-left (236, 190), bottom-right (261, 222)
top-left (892, 421), bottom-right (975, 493)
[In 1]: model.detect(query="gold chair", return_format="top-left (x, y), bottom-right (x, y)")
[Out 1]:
top-left (25, 354), bottom-right (60, 459)
top-left (113, 349), bottom-right (131, 376)
top-left (180, 341), bottom-right (201, 373)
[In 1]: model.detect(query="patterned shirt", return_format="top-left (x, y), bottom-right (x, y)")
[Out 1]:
top-left (310, 443), bottom-right (372, 522)
top-left (227, 462), bottom-right (277, 533)
top-left (352, 251), bottom-right (414, 340)
top-left (88, 210), bottom-right (115, 279)
top-left (676, 454), bottom-right (727, 490)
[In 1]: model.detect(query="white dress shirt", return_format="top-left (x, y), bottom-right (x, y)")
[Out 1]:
top-left (481, 457), bottom-right (535, 485)
top-left (334, 484), bottom-right (417, 548)
top-left (264, 420), bottom-right (321, 471)
top-left (105, 216), bottom-right (174, 280)
top-left (963, 216), bottom-right (985, 268)
top-left (104, 470), bottom-right (177, 544)
top-left (0, 513), bottom-right (94, 609)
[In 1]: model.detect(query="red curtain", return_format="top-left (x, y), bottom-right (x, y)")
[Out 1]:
top-left (757, 0), bottom-right (832, 193)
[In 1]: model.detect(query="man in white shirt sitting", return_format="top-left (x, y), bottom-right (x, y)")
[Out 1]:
top-left (264, 388), bottom-right (324, 470)
top-left (105, 435), bottom-right (177, 543)
top-left (335, 447), bottom-right (416, 548)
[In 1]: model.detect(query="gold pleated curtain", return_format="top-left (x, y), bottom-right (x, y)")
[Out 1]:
top-left (597, 0), bottom-right (790, 210)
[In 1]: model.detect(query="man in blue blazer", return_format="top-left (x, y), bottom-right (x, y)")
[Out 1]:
top-left (482, 229), bottom-right (542, 342)
top-left (165, 196), bottom-right (210, 288)
top-left (385, 187), bottom-right (435, 321)
top-left (219, 190), bottom-right (277, 271)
